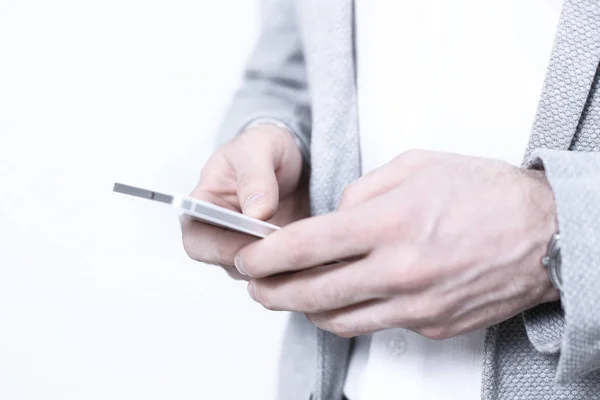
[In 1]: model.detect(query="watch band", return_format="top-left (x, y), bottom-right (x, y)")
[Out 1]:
top-left (542, 232), bottom-right (562, 291)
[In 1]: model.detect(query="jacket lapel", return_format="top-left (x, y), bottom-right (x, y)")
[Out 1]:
top-left (298, 0), bottom-right (357, 398)
top-left (523, 0), bottom-right (600, 161)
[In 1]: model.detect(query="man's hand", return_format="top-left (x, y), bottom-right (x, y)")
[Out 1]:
top-left (235, 150), bottom-right (560, 339)
top-left (181, 125), bottom-right (309, 280)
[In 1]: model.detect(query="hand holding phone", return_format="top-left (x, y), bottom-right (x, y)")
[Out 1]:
top-left (117, 125), bottom-right (309, 280)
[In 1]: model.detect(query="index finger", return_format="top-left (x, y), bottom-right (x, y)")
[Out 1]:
top-left (234, 208), bottom-right (375, 278)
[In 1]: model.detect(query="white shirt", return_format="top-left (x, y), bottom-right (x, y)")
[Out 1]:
top-left (347, 1), bottom-right (562, 400)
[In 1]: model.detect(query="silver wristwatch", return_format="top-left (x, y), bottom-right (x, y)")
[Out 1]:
top-left (542, 233), bottom-right (562, 291)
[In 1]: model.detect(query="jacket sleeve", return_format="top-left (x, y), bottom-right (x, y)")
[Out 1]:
top-left (524, 149), bottom-right (600, 384)
top-left (216, 0), bottom-right (311, 164)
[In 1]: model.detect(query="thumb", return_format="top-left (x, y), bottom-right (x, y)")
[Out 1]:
top-left (229, 149), bottom-right (280, 221)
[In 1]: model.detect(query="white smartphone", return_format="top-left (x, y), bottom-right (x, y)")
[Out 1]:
top-left (112, 183), bottom-right (280, 238)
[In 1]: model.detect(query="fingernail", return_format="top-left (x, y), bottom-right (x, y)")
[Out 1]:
top-left (247, 282), bottom-right (256, 301)
top-left (234, 255), bottom-right (247, 276)
top-left (243, 192), bottom-right (266, 216)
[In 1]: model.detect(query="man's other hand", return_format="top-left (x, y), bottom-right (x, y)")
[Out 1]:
top-left (235, 150), bottom-right (560, 339)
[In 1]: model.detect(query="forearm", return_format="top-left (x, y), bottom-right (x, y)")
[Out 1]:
top-left (216, 0), bottom-right (311, 164)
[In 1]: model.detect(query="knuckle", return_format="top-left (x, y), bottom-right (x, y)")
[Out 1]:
top-left (372, 309), bottom-right (403, 330)
top-left (336, 330), bottom-right (358, 339)
top-left (382, 253), bottom-right (426, 293)
top-left (314, 314), bottom-right (359, 338)
top-left (384, 269), bottom-right (413, 294)
top-left (236, 170), bottom-right (254, 193)
top-left (394, 149), bottom-right (426, 165)
top-left (413, 298), bottom-right (448, 324)
top-left (418, 325), bottom-right (455, 340)
top-left (338, 183), bottom-right (360, 209)
top-left (376, 206), bottom-right (413, 243)
top-left (328, 318), bottom-right (358, 338)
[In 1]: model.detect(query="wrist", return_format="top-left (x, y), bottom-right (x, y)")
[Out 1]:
top-left (525, 169), bottom-right (561, 303)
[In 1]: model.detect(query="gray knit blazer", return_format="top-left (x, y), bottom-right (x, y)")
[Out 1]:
top-left (218, 1), bottom-right (600, 399)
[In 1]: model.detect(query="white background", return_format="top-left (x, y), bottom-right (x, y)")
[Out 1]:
top-left (0, 1), bottom-right (288, 399)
